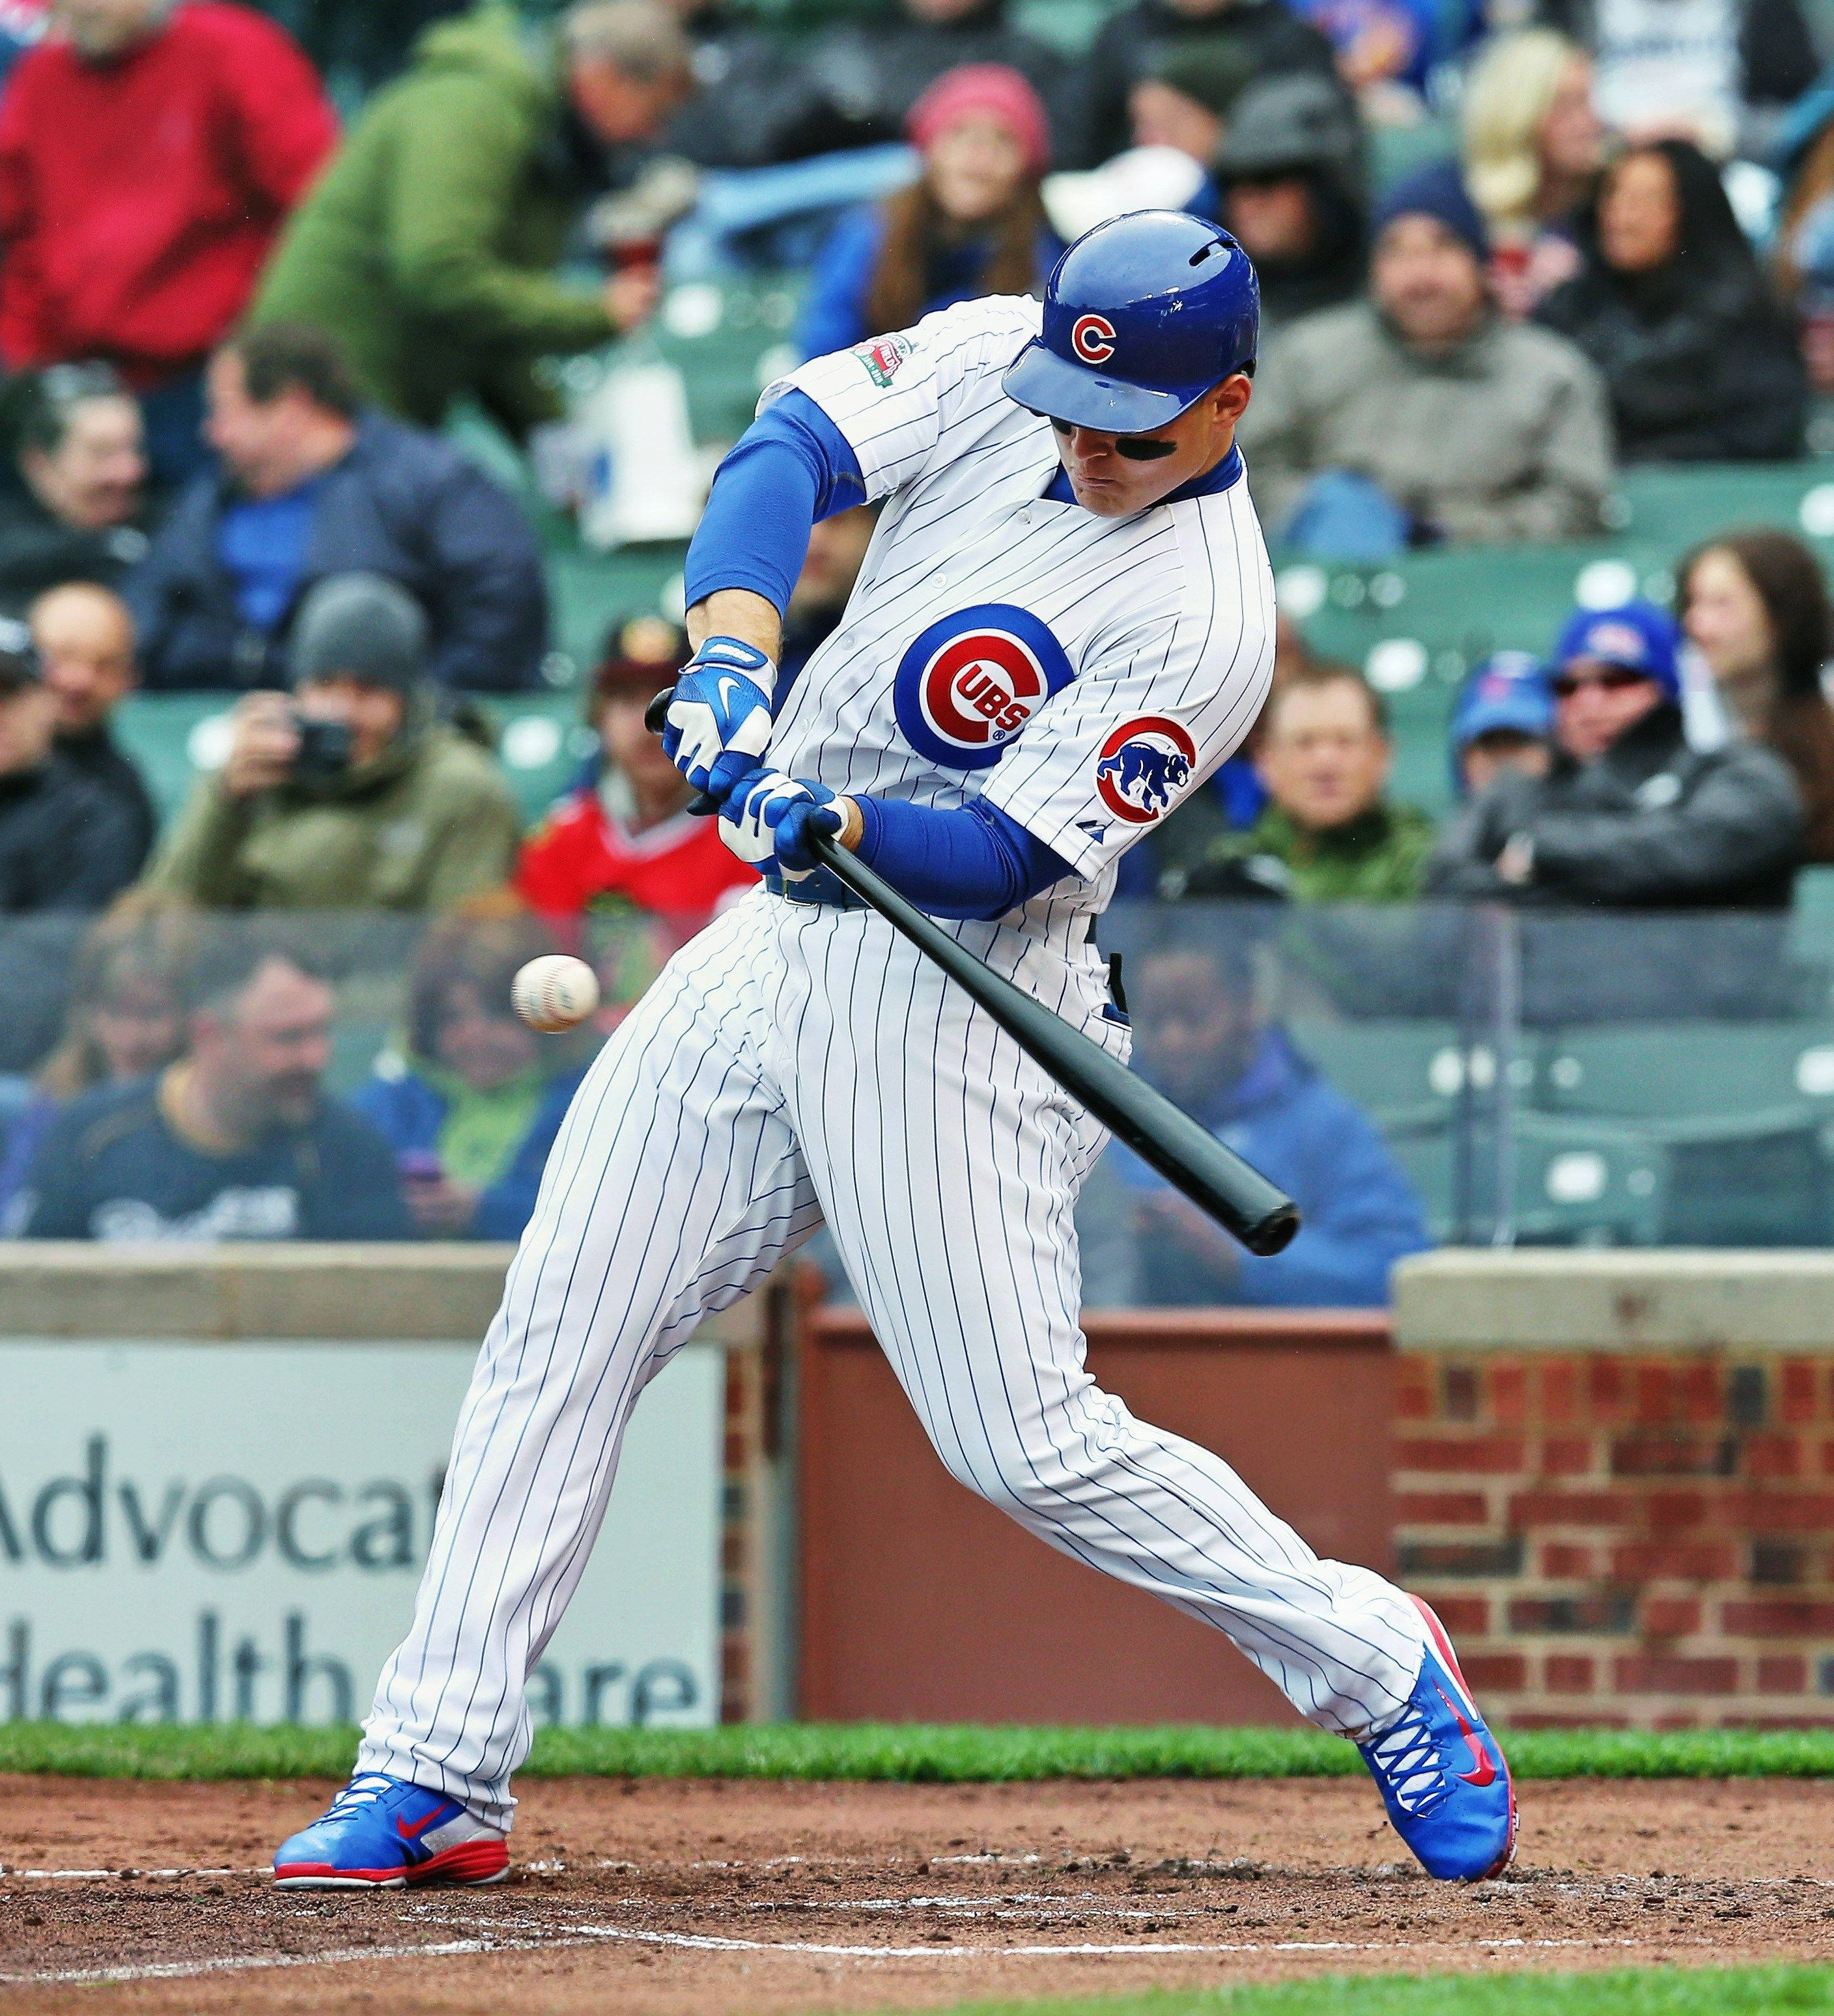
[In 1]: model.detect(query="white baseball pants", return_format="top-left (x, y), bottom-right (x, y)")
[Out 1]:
top-left (358, 893), bottom-right (1426, 1827)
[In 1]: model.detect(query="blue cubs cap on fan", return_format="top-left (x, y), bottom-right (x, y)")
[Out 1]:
top-left (1002, 209), bottom-right (1260, 434)
top-left (1553, 601), bottom-right (1682, 701)
top-left (1451, 651), bottom-right (1553, 751)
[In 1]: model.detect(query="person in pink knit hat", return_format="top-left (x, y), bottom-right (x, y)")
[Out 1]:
top-left (795, 63), bottom-right (1062, 359)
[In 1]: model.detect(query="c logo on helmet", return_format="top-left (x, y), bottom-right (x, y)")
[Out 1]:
top-left (893, 604), bottom-right (1076, 769)
top-left (1095, 716), bottom-right (1198, 824)
top-left (1070, 313), bottom-right (1118, 364)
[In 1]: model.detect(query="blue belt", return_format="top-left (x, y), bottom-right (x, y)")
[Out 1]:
top-left (762, 863), bottom-right (869, 910)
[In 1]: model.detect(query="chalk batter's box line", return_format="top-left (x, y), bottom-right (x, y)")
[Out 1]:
top-left (1, 1921), bottom-right (1641, 1991)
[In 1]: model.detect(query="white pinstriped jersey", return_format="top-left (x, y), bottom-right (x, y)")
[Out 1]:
top-left (763, 295), bottom-right (1277, 943)
top-left (353, 304), bottom-right (1430, 1827)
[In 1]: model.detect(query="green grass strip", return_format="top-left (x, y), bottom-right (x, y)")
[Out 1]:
top-left (6, 1721), bottom-right (1834, 1782)
top-left (909, 1967), bottom-right (1834, 2016)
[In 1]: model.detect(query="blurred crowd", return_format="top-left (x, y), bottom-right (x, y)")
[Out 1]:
top-left (3, 0), bottom-right (1834, 1300)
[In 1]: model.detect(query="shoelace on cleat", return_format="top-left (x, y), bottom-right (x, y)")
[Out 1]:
top-left (1363, 1705), bottom-right (1452, 1818)
top-left (323, 1774), bottom-right (413, 1821)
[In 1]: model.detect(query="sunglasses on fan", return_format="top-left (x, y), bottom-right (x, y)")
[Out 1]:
top-left (1549, 664), bottom-right (1652, 699)
top-left (1048, 417), bottom-right (1179, 461)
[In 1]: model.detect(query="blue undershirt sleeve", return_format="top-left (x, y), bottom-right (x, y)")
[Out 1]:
top-left (683, 389), bottom-right (867, 616)
top-left (852, 796), bottom-right (1077, 921)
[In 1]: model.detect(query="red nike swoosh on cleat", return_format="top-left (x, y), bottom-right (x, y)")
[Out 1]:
top-left (397, 1808), bottom-right (444, 1841)
top-left (1436, 1687), bottom-right (1497, 1786)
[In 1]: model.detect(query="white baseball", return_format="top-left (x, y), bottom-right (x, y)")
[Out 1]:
top-left (512, 955), bottom-right (600, 1033)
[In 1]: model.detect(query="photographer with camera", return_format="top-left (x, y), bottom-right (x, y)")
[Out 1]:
top-left (140, 572), bottom-right (520, 914)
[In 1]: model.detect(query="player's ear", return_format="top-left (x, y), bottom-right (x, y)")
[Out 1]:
top-left (1215, 372), bottom-right (1253, 425)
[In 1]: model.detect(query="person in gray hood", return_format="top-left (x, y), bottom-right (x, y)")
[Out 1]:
top-left (1213, 73), bottom-right (1366, 332)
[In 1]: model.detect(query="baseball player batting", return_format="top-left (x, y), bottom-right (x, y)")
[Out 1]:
top-left (274, 212), bottom-right (1514, 1890)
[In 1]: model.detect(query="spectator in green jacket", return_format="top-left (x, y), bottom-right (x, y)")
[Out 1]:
top-left (1185, 660), bottom-right (1433, 902)
top-left (250, 2), bottom-right (692, 437)
top-left (141, 572), bottom-right (521, 912)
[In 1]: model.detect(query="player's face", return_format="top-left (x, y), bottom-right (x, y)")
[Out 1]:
top-left (1050, 374), bottom-right (1252, 517)
top-left (1256, 677), bottom-right (1392, 832)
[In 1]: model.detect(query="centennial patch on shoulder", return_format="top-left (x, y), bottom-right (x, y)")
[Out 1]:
top-left (1094, 716), bottom-right (1197, 824)
top-left (892, 604), bottom-right (1075, 768)
top-left (853, 335), bottom-right (912, 387)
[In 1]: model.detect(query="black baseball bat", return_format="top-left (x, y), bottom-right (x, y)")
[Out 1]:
top-left (808, 832), bottom-right (1299, 1256)
top-left (645, 686), bottom-right (1299, 1255)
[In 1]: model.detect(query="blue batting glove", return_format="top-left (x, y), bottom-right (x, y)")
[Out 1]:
top-left (720, 768), bottom-right (843, 876)
top-left (662, 636), bottom-right (775, 800)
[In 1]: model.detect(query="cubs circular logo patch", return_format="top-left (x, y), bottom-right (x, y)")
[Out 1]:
top-left (1071, 313), bottom-right (1118, 363)
top-left (1095, 716), bottom-right (1197, 824)
top-left (893, 604), bottom-right (1075, 769)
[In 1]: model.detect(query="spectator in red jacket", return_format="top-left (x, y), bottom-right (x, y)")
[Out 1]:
top-left (0, 0), bottom-right (336, 488)
top-left (516, 614), bottom-right (759, 930)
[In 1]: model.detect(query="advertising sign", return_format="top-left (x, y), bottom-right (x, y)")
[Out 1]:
top-left (0, 1339), bottom-right (722, 1728)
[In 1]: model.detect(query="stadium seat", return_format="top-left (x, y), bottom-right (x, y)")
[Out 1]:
top-left (1510, 1109), bottom-right (1831, 1246)
top-left (1286, 1016), bottom-right (1499, 1131)
top-left (1613, 464), bottom-right (1834, 559)
top-left (1531, 1021), bottom-right (1834, 1122)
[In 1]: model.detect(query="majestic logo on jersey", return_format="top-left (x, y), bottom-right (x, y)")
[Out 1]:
top-left (1095, 716), bottom-right (1196, 824)
top-left (893, 604), bottom-right (1075, 768)
top-left (853, 335), bottom-right (912, 388)
top-left (1070, 313), bottom-right (1118, 364)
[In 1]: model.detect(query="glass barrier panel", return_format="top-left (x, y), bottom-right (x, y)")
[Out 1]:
top-left (0, 900), bottom-right (1828, 1276)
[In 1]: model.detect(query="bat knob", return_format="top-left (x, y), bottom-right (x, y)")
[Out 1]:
top-left (647, 682), bottom-right (720, 813)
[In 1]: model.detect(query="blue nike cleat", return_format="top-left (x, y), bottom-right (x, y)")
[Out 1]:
top-left (272, 1772), bottom-right (509, 1889)
top-left (1357, 1595), bottom-right (1517, 1881)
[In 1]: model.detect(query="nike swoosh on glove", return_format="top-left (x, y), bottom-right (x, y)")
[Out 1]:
top-left (720, 768), bottom-right (843, 875)
top-left (662, 636), bottom-right (775, 799)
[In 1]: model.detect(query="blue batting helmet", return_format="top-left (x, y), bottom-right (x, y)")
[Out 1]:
top-left (1002, 210), bottom-right (1260, 434)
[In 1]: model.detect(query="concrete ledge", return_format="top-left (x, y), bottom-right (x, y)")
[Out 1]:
top-left (1395, 1249), bottom-right (1834, 1352)
top-left (0, 1244), bottom-right (767, 1345)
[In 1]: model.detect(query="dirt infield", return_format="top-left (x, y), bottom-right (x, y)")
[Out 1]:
top-left (3, 1774), bottom-right (1832, 2013)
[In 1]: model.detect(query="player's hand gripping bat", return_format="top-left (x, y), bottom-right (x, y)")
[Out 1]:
top-left (645, 689), bottom-right (1299, 1257)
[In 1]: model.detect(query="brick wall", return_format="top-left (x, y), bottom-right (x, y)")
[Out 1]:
top-left (1395, 1347), bottom-right (1834, 1728)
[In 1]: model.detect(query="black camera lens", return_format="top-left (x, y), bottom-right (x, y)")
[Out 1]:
top-left (292, 714), bottom-right (354, 782)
